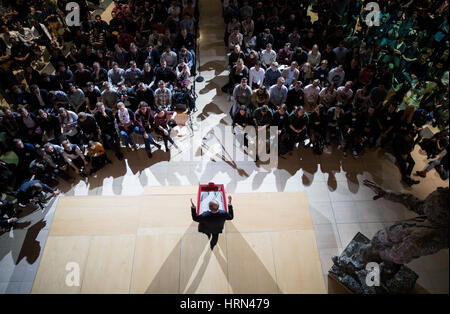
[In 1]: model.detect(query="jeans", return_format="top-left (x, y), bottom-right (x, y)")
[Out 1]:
top-left (136, 126), bottom-right (157, 151)
top-left (426, 159), bottom-right (449, 180)
top-left (120, 128), bottom-right (135, 146)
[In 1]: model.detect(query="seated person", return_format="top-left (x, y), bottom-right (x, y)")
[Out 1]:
top-left (116, 102), bottom-right (138, 150)
top-left (153, 106), bottom-right (179, 151)
top-left (61, 140), bottom-right (88, 179)
top-left (94, 102), bottom-right (123, 160)
top-left (41, 143), bottom-right (71, 181)
top-left (87, 141), bottom-right (111, 175)
top-left (416, 148), bottom-right (449, 180)
top-left (16, 179), bottom-right (60, 208)
top-left (134, 101), bottom-right (162, 158)
top-left (288, 106), bottom-right (309, 149)
top-left (0, 200), bottom-right (18, 229)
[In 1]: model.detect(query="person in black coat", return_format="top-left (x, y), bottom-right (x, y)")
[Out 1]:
top-left (37, 110), bottom-right (62, 144)
top-left (190, 195), bottom-right (234, 250)
top-left (77, 112), bottom-right (100, 145)
top-left (94, 103), bottom-right (123, 160)
top-left (29, 85), bottom-right (51, 114)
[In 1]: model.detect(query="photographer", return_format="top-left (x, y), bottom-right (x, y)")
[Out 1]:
top-left (16, 179), bottom-right (60, 208)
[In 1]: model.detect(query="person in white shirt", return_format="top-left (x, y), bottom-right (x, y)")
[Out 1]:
top-left (282, 61), bottom-right (300, 87)
top-left (336, 81), bottom-right (354, 108)
top-left (249, 61), bottom-right (265, 89)
top-left (328, 64), bottom-right (345, 87)
top-left (260, 43), bottom-right (277, 69)
top-left (319, 83), bottom-right (337, 109)
top-left (16, 23), bottom-right (39, 47)
top-left (303, 79), bottom-right (321, 113)
top-left (307, 44), bottom-right (321, 68)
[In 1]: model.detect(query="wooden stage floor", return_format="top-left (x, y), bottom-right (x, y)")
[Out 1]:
top-left (32, 187), bottom-right (325, 294)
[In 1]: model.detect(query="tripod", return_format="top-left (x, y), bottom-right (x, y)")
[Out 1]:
top-left (185, 85), bottom-right (198, 137)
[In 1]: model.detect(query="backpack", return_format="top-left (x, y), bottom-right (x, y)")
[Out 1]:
top-left (172, 88), bottom-right (195, 111)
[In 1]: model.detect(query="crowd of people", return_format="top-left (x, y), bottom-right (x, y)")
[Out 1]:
top-left (1, 0), bottom-right (449, 230)
top-left (0, 0), bottom-right (199, 229)
top-left (222, 0), bottom-right (449, 187)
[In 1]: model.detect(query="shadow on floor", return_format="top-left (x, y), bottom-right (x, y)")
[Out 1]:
top-left (145, 222), bottom-right (280, 294)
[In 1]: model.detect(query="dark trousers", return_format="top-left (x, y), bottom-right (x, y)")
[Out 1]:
top-left (396, 153), bottom-right (415, 177)
top-left (202, 231), bottom-right (219, 248)
top-left (156, 127), bottom-right (175, 150)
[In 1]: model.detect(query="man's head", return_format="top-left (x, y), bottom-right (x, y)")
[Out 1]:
top-left (139, 101), bottom-right (148, 113)
top-left (138, 82), bottom-right (147, 91)
top-left (117, 102), bottom-right (126, 112)
top-left (13, 138), bottom-right (24, 149)
top-left (96, 102), bottom-right (106, 113)
top-left (290, 61), bottom-right (298, 70)
top-left (277, 76), bottom-right (285, 88)
top-left (87, 82), bottom-right (95, 91)
top-left (61, 140), bottom-right (72, 151)
top-left (78, 112), bottom-right (87, 122)
top-left (209, 200), bottom-right (220, 212)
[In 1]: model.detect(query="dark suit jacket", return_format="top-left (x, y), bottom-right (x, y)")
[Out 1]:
top-left (191, 204), bottom-right (234, 234)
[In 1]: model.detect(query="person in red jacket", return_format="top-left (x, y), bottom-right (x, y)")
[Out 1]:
top-left (117, 31), bottom-right (134, 51)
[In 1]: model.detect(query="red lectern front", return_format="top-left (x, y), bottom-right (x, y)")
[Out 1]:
top-left (197, 182), bottom-right (227, 215)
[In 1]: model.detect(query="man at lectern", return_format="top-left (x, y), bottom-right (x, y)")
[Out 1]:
top-left (190, 195), bottom-right (234, 250)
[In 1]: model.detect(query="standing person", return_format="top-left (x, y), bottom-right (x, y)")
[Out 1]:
top-left (253, 105), bottom-right (273, 161)
top-left (190, 195), bottom-right (234, 250)
top-left (393, 130), bottom-right (420, 186)
top-left (134, 102), bottom-right (162, 158)
top-left (308, 104), bottom-right (327, 154)
top-left (233, 105), bottom-right (253, 147)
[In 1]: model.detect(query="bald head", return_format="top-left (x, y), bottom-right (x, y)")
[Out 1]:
top-left (209, 200), bottom-right (220, 212)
